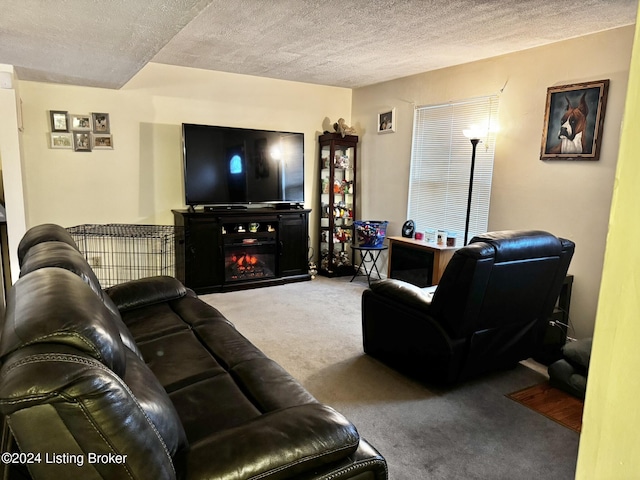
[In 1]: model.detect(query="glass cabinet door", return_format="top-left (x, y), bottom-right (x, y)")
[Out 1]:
top-left (318, 134), bottom-right (357, 276)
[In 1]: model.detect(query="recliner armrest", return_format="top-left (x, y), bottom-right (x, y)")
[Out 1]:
top-left (105, 276), bottom-right (188, 312)
top-left (184, 403), bottom-right (360, 480)
top-left (369, 279), bottom-right (434, 310)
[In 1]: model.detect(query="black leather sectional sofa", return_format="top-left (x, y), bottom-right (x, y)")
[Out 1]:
top-left (0, 224), bottom-right (388, 480)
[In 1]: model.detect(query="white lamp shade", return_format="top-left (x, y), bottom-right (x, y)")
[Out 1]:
top-left (463, 126), bottom-right (487, 140)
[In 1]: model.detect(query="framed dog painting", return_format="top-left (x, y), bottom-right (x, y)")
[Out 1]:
top-left (540, 79), bottom-right (609, 161)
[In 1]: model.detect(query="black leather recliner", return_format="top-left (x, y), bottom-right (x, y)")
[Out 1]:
top-left (362, 230), bottom-right (575, 384)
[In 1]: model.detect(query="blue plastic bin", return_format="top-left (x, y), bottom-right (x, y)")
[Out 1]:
top-left (354, 220), bottom-right (389, 248)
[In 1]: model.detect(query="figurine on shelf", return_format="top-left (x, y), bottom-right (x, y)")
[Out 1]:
top-left (333, 201), bottom-right (350, 219)
top-left (333, 118), bottom-right (357, 138)
top-left (342, 179), bottom-right (353, 194)
top-left (336, 250), bottom-right (352, 267)
top-left (321, 202), bottom-right (330, 217)
top-left (334, 227), bottom-right (348, 243)
top-left (320, 252), bottom-right (330, 271)
top-left (334, 227), bottom-right (352, 243)
top-left (334, 154), bottom-right (350, 168)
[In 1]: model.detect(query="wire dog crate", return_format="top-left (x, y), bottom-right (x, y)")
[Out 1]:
top-left (66, 224), bottom-right (177, 288)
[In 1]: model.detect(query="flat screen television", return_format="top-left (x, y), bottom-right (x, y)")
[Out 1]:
top-left (182, 123), bottom-right (305, 207)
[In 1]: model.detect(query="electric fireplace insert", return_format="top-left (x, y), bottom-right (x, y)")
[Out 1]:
top-left (223, 225), bottom-right (277, 283)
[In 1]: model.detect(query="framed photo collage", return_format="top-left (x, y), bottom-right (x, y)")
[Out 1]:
top-left (49, 111), bottom-right (113, 152)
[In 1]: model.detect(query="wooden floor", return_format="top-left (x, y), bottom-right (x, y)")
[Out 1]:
top-left (507, 381), bottom-right (584, 432)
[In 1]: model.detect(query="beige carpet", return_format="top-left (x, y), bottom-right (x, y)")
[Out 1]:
top-left (201, 275), bottom-right (580, 480)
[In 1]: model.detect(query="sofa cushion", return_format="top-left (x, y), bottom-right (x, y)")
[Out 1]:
top-left (17, 223), bottom-right (79, 267)
top-left (137, 330), bottom-right (227, 392)
top-left (562, 338), bottom-right (592, 370)
top-left (0, 344), bottom-right (178, 480)
top-left (231, 357), bottom-right (318, 411)
top-left (169, 294), bottom-right (235, 329)
top-left (0, 268), bottom-right (127, 376)
top-left (18, 241), bottom-right (144, 360)
top-left (548, 358), bottom-right (587, 399)
top-left (192, 320), bottom-right (268, 369)
top-left (184, 403), bottom-right (360, 480)
top-left (122, 348), bottom-right (188, 455)
top-left (21, 242), bottom-right (104, 295)
top-left (106, 276), bottom-right (187, 313)
top-left (169, 375), bottom-right (263, 443)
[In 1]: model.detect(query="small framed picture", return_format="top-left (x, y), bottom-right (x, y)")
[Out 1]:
top-left (92, 112), bottom-right (110, 133)
top-left (50, 132), bottom-right (73, 149)
top-left (73, 132), bottom-right (91, 152)
top-left (377, 108), bottom-right (396, 134)
top-left (69, 114), bottom-right (92, 131)
top-left (92, 133), bottom-right (113, 150)
top-left (50, 110), bottom-right (69, 132)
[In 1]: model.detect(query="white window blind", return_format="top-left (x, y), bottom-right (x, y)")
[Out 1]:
top-left (408, 96), bottom-right (499, 244)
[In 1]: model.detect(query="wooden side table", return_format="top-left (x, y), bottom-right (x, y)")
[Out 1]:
top-left (387, 236), bottom-right (459, 287)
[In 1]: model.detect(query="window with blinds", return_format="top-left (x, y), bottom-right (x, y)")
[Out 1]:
top-left (408, 96), bottom-right (499, 244)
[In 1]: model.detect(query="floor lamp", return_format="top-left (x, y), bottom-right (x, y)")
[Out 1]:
top-left (462, 129), bottom-right (483, 246)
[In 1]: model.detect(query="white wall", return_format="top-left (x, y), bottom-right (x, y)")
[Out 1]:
top-left (0, 64), bottom-right (27, 283)
top-left (352, 26), bottom-right (635, 339)
top-left (17, 63), bottom-right (352, 248)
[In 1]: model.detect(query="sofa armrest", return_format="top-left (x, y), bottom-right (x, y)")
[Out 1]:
top-left (295, 438), bottom-right (388, 480)
top-left (369, 279), bottom-right (435, 310)
top-left (184, 404), bottom-right (360, 480)
top-left (105, 276), bottom-right (187, 312)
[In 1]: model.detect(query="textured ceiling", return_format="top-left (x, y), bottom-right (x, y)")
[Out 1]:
top-left (1, 0), bottom-right (637, 90)
top-left (0, 0), bottom-right (214, 89)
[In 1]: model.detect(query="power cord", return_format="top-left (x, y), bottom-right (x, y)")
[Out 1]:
top-left (549, 306), bottom-right (577, 342)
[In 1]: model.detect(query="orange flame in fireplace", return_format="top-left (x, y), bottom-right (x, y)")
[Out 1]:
top-left (234, 254), bottom-right (259, 267)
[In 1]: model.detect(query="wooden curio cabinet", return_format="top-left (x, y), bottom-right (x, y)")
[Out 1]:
top-left (318, 133), bottom-right (357, 276)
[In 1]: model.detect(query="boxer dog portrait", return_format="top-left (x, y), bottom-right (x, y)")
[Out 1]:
top-left (548, 93), bottom-right (589, 154)
top-left (540, 80), bottom-right (609, 161)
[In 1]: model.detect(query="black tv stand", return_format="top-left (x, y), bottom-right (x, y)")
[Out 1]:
top-left (203, 205), bottom-right (248, 212)
top-left (173, 208), bottom-right (311, 293)
top-left (274, 203), bottom-right (303, 210)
